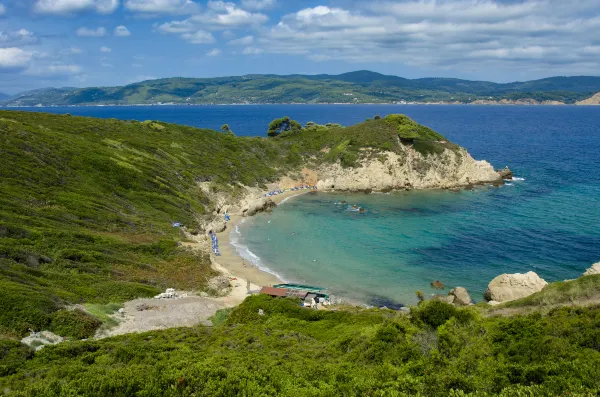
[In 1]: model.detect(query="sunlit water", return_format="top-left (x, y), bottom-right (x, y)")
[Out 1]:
top-left (20, 104), bottom-right (600, 306)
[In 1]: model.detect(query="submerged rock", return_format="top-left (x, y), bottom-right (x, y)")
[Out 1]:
top-left (484, 271), bottom-right (547, 303)
top-left (449, 287), bottom-right (472, 306)
top-left (430, 280), bottom-right (445, 290)
top-left (583, 262), bottom-right (600, 276)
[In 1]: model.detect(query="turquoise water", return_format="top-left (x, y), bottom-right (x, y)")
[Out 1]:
top-left (17, 105), bottom-right (600, 305)
top-left (227, 106), bottom-right (600, 307)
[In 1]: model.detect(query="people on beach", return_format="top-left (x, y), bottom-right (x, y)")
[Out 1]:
top-left (209, 231), bottom-right (221, 256)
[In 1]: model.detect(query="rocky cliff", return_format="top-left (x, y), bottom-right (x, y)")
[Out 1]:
top-left (310, 146), bottom-right (500, 192)
top-left (576, 92), bottom-right (600, 105)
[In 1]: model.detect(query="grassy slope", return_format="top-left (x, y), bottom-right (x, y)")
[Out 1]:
top-left (1, 296), bottom-right (599, 396)
top-left (0, 111), bottom-right (289, 337)
top-left (488, 275), bottom-right (600, 315)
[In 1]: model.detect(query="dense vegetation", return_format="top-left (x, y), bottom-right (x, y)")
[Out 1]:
top-left (4, 71), bottom-right (599, 106)
top-left (1, 292), bottom-right (600, 396)
top-left (0, 111), bottom-right (290, 338)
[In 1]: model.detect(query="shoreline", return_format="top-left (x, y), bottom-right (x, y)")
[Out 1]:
top-left (212, 190), bottom-right (309, 289)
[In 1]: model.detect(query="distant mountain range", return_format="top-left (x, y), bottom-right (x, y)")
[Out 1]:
top-left (3, 70), bottom-right (600, 106)
top-left (0, 92), bottom-right (10, 101)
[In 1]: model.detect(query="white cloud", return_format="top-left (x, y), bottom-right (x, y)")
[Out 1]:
top-left (192, 1), bottom-right (268, 27)
top-left (101, 62), bottom-right (114, 68)
top-left (33, 0), bottom-right (118, 15)
top-left (0, 48), bottom-right (33, 69)
top-left (76, 27), bottom-right (106, 37)
top-left (124, 0), bottom-right (198, 14)
top-left (158, 1), bottom-right (267, 44)
top-left (132, 63), bottom-right (143, 67)
top-left (242, 46), bottom-right (262, 55)
top-left (0, 4), bottom-right (6, 15)
top-left (100, 46), bottom-right (112, 53)
top-left (249, 1), bottom-right (600, 77)
top-left (241, 0), bottom-right (275, 11)
top-left (228, 35), bottom-right (253, 45)
top-left (60, 47), bottom-right (83, 55)
top-left (24, 63), bottom-right (83, 76)
top-left (0, 29), bottom-right (37, 46)
top-left (114, 25), bottom-right (131, 37)
top-left (206, 48), bottom-right (221, 56)
top-left (156, 20), bottom-right (195, 33)
top-left (180, 30), bottom-right (215, 44)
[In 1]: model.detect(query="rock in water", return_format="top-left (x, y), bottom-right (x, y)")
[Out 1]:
top-left (449, 287), bottom-right (472, 306)
top-left (484, 271), bottom-right (547, 303)
top-left (430, 280), bottom-right (445, 290)
top-left (496, 166), bottom-right (513, 180)
top-left (583, 262), bottom-right (600, 276)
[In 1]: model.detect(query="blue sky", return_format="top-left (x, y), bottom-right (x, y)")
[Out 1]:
top-left (0, 0), bottom-right (599, 93)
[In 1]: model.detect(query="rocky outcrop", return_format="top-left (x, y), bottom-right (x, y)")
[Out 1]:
top-left (583, 262), bottom-right (600, 276)
top-left (242, 197), bottom-right (277, 217)
top-left (433, 287), bottom-right (473, 306)
top-left (484, 271), bottom-right (547, 303)
top-left (470, 99), bottom-right (565, 105)
top-left (21, 330), bottom-right (64, 351)
top-left (449, 287), bottom-right (472, 306)
top-left (576, 93), bottom-right (600, 105)
top-left (205, 220), bottom-right (227, 234)
top-left (314, 146), bottom-right (501, 192)
top-left (496, 166), bottom-right (513, 180)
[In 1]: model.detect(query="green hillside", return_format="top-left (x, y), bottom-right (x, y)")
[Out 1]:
top-left (4, 71), bottom-right (600, 106)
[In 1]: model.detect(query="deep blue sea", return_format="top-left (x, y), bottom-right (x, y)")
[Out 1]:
top-left (16, 105), bottom-right (600, 306)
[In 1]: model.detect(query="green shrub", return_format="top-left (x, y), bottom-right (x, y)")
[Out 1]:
top-left (0, 339), bottom-right (32, 377)
top-left (412, 300), bottom-right (458, 328)
top-left (49, 309), bottom-right (102, 339)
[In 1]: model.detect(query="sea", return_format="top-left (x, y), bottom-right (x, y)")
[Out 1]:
top-left (14, 104), bottom-right (600, 306)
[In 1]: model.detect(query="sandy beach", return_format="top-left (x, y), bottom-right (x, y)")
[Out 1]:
top-left (213, 190), bottom-right (309, 288)
top-left (94, 190), bottom-right (310, 337)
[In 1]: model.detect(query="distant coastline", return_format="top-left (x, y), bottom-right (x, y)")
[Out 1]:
top-left (4, 70), bottom-right (600, 107)
top-left (2, 100), bottom-right (594, 108)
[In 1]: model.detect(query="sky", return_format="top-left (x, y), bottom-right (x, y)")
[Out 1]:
top-left (0, 0), bottom-right (599, 93)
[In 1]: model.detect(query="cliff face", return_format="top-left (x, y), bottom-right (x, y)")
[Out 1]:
top-left (312, 146), bottom-right (501, 192)
top-left (470, 98), bottom-right (565, 105)
top-left (576, 92), bottom-right (600, 105)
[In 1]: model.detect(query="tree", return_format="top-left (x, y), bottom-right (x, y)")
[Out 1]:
top-left (220, 124), bottom-right (234, 135)
top-left (267, 116), bottom-right (302, 137)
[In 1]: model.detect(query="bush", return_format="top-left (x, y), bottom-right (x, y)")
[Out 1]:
top-left (49, 309), bottom-right (102, 339)
top-left (412, 300), bottom-right (458, 328)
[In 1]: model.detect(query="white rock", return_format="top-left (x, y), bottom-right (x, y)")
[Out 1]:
top-left (243, 198), bottom-right (276, 217)
top-left (484, 271), bottom-right (547, 303)
top-left (449, 287), bottom-right (473, 306)
top-left (583, 262), bottom-right (600, 276)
